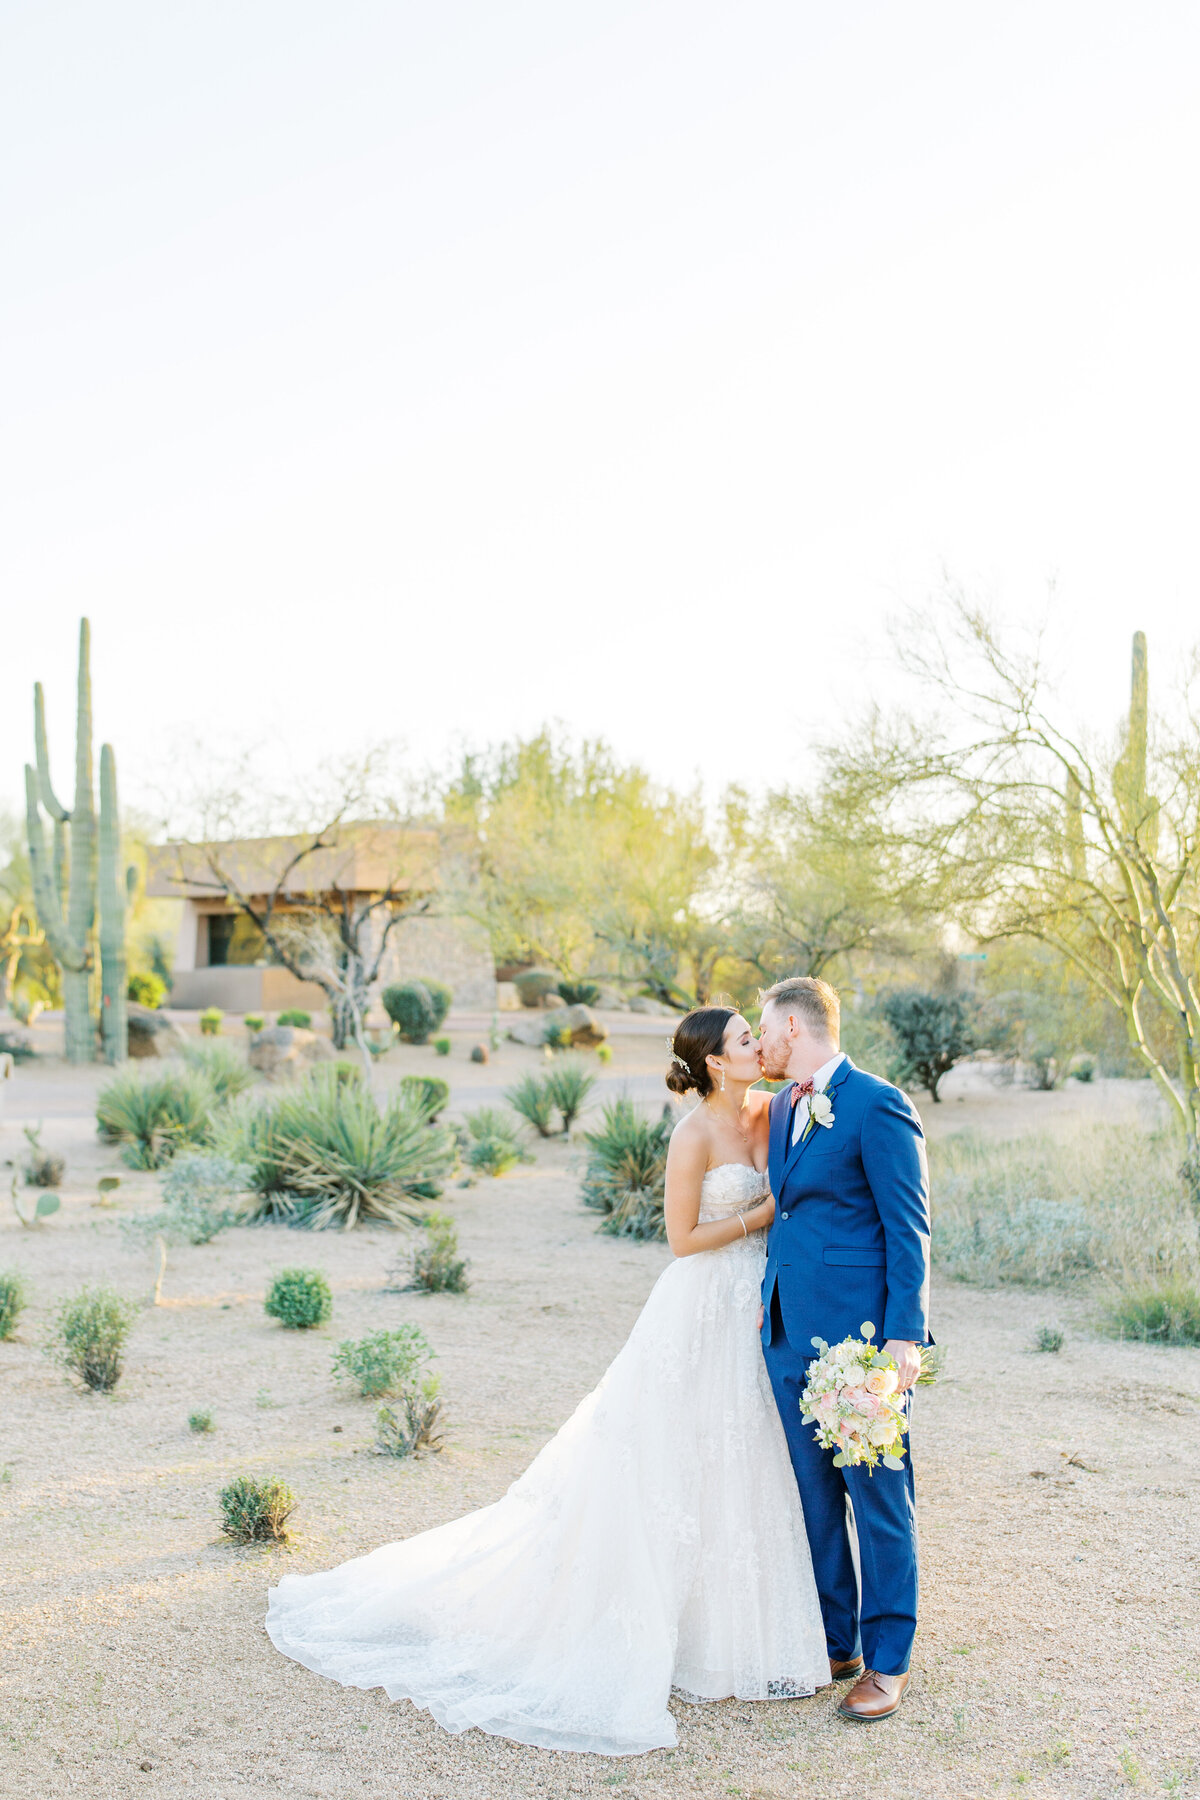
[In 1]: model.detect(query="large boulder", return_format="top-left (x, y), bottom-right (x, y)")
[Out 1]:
top-left (629, 995), bottom-right (679, 1017)
top-left (127, 1004), bottom-right (190, 1059)
top-left (513, 968), bottom-right (561, 1009)
top-left (248, 1025), bottom-right (336, 1080)
top-left (593, 986), bottom-right (630, 1011)
top-left (507, 1005), bottom-right (608, 1049)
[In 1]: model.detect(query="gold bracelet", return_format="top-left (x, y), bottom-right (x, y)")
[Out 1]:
top-left (738, 1213), bottom-right (748, 1237)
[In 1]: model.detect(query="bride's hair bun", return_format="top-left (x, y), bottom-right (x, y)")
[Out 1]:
top-left (665, 1006), bottom-right (735, 1098)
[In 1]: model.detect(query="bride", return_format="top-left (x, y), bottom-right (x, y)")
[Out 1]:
top-left (265, 1005), bottom-right (830, 1755)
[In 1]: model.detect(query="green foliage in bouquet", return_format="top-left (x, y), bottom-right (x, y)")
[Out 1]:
top-left (264, 1267), bottom-right (332, 1330)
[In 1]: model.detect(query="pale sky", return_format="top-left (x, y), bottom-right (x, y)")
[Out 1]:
top-left (3, 1), bottom-right (1199, 819)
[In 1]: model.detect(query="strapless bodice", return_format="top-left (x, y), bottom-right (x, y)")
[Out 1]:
top-left (698, 1162), bottom-right (770, 1223)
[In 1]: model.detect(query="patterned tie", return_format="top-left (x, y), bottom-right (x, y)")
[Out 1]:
top-left (790, 1078), bottom-right (815, 1110)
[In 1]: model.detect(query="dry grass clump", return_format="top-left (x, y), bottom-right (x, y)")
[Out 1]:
top-left (931, 1123), bottom-right (1199, 1289)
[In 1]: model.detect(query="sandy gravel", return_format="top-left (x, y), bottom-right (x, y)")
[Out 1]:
top-left (0, 1039), bottom-right (1197, 1800)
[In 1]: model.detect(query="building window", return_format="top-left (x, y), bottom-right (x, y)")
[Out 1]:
top-left (205, 914), bottom-right (269, 967)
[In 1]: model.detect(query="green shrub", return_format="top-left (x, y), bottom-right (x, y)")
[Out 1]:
top-left (96, 1065), bottom-right (215, 1169)
top-left (1070, 1054), bottom-right (1097, 1084)
top-left (544, 1058), bottom-right (596, 1132)
top-left (48, 1285), bottom-right (138, 1391)
top-left (464, 1106), bottom-right (531, 1177)
top-left (373, 1384), bottom-right (444, 1459)
top-left (0, 1271), bottom-right (29, 1340)
top-left (277, 1009), bottom-right (312, 1029)
top-left (199, 1007), bottom-right (224, 1037)
top-left (1108, 1282), bottom-right (1200, 1345)
top-left (330, 1059), bottom-right (364, 1087)
top-left (213, 1070), bottom-right (456, 1229)
top-left (545, 1019), bottom-right (572, 1050)
top-left (557, 979), bottom-right (600, 1007)
top-left (514, 969), bottom-right (559, 1008)
top-left (188, 1408), bottom-right (215, 1433)
top-left (127, 972), bottom-right (166, 1009)
top-left (505, 1073), bottom-right (557, 1137)
top-left (218, 1473), bottom-right (295, 1543)
top-left (244, 1014), bottom-right (265, 1035)
top-left (581, 1098), bottom-right (671, 1240)
top-left (332, 1322), bottom-right (434, 1398)
top-left (433, 1035), bottom-right (452, 1057)
top-left (596, 1042), bottom-right (613, 1066)
top-left (181, 1040), bottom-right (255, 1102)
top-left (399, 1075), bottom-right (450, 1121)
top-left (264, 1267), bottom-right (332, 1330)
top-left (382, 982), bottom-right (438, 1043)
top-left (408, 1212), bottom-right (470, 1293)
top-left (421, 980), bottom-right (452, 1030)
top-left (877, 989), bottom-right (982, 1102)
top-left (1032, 1325), bottom-right (1065, 1353)
top-left (158, 1153), bottom-right (250, 1244)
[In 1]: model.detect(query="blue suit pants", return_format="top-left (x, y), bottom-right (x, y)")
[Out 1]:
top-left (762, 1287), bottom-right (919, 1676)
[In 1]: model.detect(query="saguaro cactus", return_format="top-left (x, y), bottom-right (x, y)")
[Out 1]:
top-left (98, 744), bottom-right (133, 1064)
top-left (24, 619), bottom-right (129, 1064)
top-left (1114, 631), bottom-right (1158, 854)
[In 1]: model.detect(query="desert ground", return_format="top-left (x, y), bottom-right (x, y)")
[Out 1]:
top-left (1, 1019), bottom-right (1197, 1800)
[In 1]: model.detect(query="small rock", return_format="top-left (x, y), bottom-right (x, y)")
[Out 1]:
top-left (628, 995), bottom-right (679, 1016)
top-left (127, 1004), bottom-right (189, 1059)
top-left (470, 1043), bottom-right (490, 1064)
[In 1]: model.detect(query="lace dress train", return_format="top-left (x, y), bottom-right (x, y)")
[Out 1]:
top-left (265, 1164), bottom-right (830, 1755)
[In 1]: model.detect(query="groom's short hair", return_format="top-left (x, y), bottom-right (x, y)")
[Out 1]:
top-left (760, 975), bottom-right (840, 1044)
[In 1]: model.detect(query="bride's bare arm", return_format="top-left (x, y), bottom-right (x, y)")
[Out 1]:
top-left (664, 1128), bottom-right (774, 1258)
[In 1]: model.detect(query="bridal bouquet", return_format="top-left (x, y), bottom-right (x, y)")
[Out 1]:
top-left (799, 1322), bottom-right (916, 1474)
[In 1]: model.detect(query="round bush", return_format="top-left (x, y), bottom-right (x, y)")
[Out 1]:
top-left (264, 1268), bottom-right (332, 1330)
top-left (218, 1473), bottom-right (295, 1543)
top-left (433, 1035), bottom-right (452, 1057)
top-left (127, 972), bottom-right (166, 1009)
top-left (514, 969), bottom-right (559, 1008)
top-left (49, 1285), bottom-right (138, 1391)
top-left (382, 982), bottom-right (438, 1044)
top-left (199, 1007), bottom-right (224, 1037)
top-left (421, 979), bottom-right (452, 1029)
top-left (277, 1009), bottom-right (312, 1029)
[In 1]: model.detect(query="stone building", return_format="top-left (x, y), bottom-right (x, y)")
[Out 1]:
top-left (145, 824), bottom-right (495, 1016)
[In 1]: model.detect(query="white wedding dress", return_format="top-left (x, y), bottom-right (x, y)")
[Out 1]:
top-left (265, 1164), bottom-right (830, 1755)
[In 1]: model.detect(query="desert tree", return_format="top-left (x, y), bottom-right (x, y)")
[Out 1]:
top-left (835, 599), bottom-right (1200, 1173)
top-left (158, 750), bottom-right (438, 1051)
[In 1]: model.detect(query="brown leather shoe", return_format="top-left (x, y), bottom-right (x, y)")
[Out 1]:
top-left (828, 1656), bottom-right (865, 1682)
top-left (838, 1669), bottom-right (910, 1721)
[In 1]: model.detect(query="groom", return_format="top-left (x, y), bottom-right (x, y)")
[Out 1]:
top-left (757, 976), bottom-right (931, 1723)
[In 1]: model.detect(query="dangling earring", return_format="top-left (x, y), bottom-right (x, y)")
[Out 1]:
top-left (720, 1069), bottom-right (726, 1092)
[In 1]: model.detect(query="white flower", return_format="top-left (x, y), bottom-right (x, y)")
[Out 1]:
top-left (810, 1091), bottom-right (834, 1127)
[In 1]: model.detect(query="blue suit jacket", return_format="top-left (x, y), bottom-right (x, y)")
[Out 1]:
top-left (762, 1058), bottom-right (931, 1354)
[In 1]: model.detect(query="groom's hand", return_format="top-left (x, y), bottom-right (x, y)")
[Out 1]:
top-left (884, 1340), bottom-right (921, 1393)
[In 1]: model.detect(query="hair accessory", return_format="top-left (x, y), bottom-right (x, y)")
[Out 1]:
top-left (666, 1037), bottom-right (691, 1073)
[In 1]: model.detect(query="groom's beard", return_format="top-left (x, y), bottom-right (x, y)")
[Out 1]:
top-left (758, 1045), bottom-right (791, 1081)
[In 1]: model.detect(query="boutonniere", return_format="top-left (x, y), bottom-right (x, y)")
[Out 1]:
top-left (801, 1088), bottom-right (835, 1141)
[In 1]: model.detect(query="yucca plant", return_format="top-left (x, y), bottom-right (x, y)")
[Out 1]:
top-left (215, 1068), bottom-right (456, 1229)
top-left (463, 1106), bottom-right (532, 1177)
top-left (399, 1075), bottom-right (450, 1121)
top-left (180, 1040), bottom-right (256, 1102)
top-left (505, 1073), bottom-right (557, 1138)
top-left (582, 1098), bottom-right (671, 1241)
top-left (95, 1065), bottom-right (216, 1170)
top-left (544, 1058), bottom-right (596, 1133)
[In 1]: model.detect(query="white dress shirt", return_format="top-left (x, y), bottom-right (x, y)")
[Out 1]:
top-left (791, 1051), bottom-right (848, 1145)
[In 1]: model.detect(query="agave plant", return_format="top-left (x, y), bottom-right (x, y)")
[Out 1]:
top-left (214, 1068), bottom-right (456, 1229)
top-left (95, 1065), bottom-right (216, 1169)
top-left (504, 1073), bottom-right (557, 1138)
top-left (543, 1058), bottom-right (596, 1133)
top-left (581, 1097), bottom-right (671, 1241)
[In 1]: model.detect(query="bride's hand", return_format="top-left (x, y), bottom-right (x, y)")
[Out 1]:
top-left (749, 1192), bottom-right (774, 1231)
